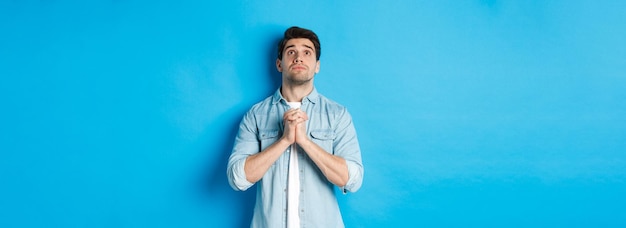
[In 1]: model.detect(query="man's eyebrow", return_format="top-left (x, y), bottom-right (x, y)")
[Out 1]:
top-left (284, 44), bottom-right (314, 51)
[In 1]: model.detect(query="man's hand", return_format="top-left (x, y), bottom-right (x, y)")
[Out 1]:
top-left (281, 108), bottom-right (308, 144)
top-left (293, 109), bottom-right (309, 144)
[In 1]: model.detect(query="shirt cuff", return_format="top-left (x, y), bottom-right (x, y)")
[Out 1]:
top-left (341, 160), bottom-right (363, 194)
top-left (233, 158), bottom-right (254, 191)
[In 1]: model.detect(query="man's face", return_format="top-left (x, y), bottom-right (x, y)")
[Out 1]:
top-left (276, 38), bottom-right (320, 85)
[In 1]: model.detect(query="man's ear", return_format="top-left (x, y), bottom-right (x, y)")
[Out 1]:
top-left (315, 60), bottom-right (320, 73)
top-left (276, 59), bottom-right (283, 72)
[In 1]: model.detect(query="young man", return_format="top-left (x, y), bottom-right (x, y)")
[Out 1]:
top-left (227, 26), bottom-right (364, 228)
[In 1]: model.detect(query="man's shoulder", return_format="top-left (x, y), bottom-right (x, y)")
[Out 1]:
top-left (247, 94), bottom-right (276, 114)
top-left (316, 93), bottom-right (349, 113)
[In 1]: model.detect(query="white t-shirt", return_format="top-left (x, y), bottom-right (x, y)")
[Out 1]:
top-left (286, 102), bottom-right (301, 228)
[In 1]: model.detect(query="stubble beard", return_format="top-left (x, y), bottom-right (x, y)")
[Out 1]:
top-left (286, 73), bottom-right (314, 86)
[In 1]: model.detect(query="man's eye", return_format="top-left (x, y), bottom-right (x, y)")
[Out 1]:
top-left (305, 51), bottom-right (311, 55)
top-left (288, 51), bottom-right (295, 55)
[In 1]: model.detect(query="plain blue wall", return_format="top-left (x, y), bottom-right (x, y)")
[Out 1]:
top-left (2, 1), bottom-right (625, 227)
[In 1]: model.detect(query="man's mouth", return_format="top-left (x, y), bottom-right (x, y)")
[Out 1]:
top-left (291, 65), bottom-right (306, 70)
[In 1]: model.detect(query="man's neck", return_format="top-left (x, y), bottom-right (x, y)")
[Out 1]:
top-left (280, 82), bottom-right (313, 102)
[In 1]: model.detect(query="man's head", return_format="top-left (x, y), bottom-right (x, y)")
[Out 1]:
top-left (277, 26), bottom-right (321, 61)
top-left (276, 26), bottom-right (321, 86)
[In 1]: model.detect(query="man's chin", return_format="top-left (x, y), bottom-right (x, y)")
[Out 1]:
top-left (287, 76), bottom-right (313, 85)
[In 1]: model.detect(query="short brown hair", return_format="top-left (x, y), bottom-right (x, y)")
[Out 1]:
top-left (277, 26), bottom-right (321, 60)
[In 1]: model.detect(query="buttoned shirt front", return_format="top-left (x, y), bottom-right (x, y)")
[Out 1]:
top-left (227, 88), bottom-right (364, 228)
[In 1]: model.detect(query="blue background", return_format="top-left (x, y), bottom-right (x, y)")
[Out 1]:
top-left (1, 1), bottom-right (625, 227)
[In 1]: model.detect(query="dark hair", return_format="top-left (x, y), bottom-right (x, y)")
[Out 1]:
top-left (277, 26), bottom-right (321, 60)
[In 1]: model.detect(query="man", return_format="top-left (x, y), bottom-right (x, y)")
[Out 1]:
top-left (227, 26), bottom-right (364, 228)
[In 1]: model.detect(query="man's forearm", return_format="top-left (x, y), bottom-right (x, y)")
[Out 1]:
top-left (244, 138), bottom-right (291, 183)
top-left (298, 139), bottom-right (349, 187)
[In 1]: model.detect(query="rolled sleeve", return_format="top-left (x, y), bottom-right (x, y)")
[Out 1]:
top-left (334, 108), bottom-right (364, 193)
top-left (342, 159), bottom-right (364, 193)
top-left (226, 112), bottom-right (258, 191)
top-left (228, 156), bottom-right (254, 191)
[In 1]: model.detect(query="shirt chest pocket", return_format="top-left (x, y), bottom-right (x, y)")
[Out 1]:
top-left (310, 130), bottom-right (336, 153)
top-left (258, 129), bottom-right (280, 151)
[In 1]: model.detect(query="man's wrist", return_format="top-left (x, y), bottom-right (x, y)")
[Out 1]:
top-left (296, 137), bottom-right (314, 148)
top-left (278, 137), bottom-right (293, 147)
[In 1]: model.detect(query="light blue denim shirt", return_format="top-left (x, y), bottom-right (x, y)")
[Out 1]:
top-left (227, 88), bottom-right (364, 228)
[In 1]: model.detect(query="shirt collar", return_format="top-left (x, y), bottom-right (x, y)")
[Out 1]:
top-left (272, 87), bottom-right (319, 105)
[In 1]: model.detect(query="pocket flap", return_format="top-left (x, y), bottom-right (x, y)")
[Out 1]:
top-left (259, 130), bottom-right (279, 140)
top-left (310, 130), bottom-right (335, 140)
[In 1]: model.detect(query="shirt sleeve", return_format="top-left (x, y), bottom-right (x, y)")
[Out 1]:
top-left (333, 108), bottom-right (364, 193)
top-left (227, 111), bottom-right (258, 191)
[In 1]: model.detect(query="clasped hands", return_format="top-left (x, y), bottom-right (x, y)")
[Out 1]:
top-left (281, 108), bottom-right (309, 144)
